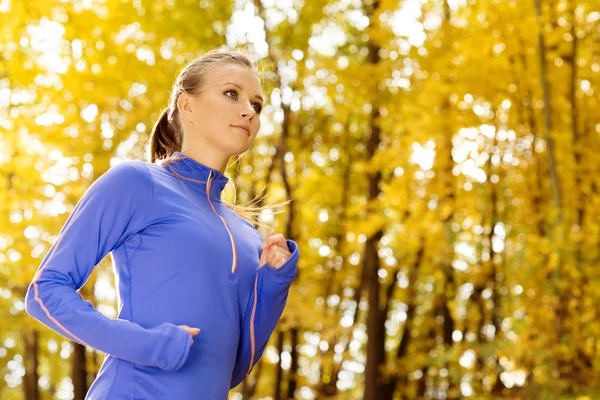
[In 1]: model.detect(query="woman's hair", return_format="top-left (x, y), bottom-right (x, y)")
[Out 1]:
top-left (146, 48), bottom-right (290, 230)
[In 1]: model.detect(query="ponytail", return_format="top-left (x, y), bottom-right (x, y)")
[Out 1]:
top-left (147, 108), bottom-right (181, 163)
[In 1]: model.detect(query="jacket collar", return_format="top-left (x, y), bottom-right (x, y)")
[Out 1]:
top-left (165, 151), bottom-right (229, 200)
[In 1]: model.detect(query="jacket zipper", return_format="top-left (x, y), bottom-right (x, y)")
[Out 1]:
top-left (206, 170), bottom-right (258, 375)
top-left (206, 170), bottom-right (237, 275)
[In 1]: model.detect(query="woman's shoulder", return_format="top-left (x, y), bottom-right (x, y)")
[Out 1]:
top-left (91, 160), bottom-right (154, 202)
top-left (134, 159), bottom-right (170, 179)
top-left (103, 160), bottom-right (151, 185)
top-left (113, 159), bottom-right (174, 184)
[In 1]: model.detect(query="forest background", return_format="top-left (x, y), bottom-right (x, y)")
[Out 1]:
top-left (1, 0), bottom-right (600, 399)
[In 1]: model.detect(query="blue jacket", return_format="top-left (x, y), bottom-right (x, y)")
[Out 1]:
top-left (25, 151), bottom-right (299, 399)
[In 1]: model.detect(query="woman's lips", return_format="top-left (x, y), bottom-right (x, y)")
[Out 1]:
top-left (232, 125), bottom-right (250, 136)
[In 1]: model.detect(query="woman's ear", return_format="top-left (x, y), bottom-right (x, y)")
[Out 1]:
top-left (177, 93), bottom-right (195, 126)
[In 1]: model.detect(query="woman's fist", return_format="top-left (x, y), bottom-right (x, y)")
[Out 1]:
top-left (259, 229), bottom-right (292, 269)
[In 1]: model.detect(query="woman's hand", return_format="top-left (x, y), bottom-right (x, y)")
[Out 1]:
top-left (259, 229), bottom-right (292, 269)
top-left (177, 325), bottom-right (200, 346)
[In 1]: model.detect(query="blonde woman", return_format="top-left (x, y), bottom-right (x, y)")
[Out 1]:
top-left (25, 49), bottom-right (299, 399)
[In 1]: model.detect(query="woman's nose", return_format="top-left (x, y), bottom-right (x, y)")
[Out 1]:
top-left (240, 101), bottom-right (256, 118)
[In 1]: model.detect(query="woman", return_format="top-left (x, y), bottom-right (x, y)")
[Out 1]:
top-left (25, 49), bottom-right (300, 399)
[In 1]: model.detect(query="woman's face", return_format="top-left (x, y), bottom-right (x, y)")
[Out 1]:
top-left (178, 63), bottom-right (264, 159)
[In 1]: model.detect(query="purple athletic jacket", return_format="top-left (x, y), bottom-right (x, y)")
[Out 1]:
top-left (25, 151), bottom-right (299, 399)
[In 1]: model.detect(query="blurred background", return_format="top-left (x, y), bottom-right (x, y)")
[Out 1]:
top-left (1, 0), bottom-right (600, 399)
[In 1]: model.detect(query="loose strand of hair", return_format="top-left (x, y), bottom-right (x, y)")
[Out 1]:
top-left (161, 156), bottom-right (291, 231)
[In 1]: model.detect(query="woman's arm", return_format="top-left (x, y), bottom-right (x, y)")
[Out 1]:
top-left (25, 161), bottom-right (192, 372)
top-left (230, 239), bottom-right (299, 389)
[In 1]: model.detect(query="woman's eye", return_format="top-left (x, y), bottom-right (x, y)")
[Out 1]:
top-left (226, 90), bottom-right (262, 113)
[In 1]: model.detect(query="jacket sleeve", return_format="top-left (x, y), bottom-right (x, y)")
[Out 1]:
top-left (230, 239), bottom-right (300, 389)
top-left (25, 161), bottom-right (192, 372)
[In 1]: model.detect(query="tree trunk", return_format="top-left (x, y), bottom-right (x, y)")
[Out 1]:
top-left (274, 330), bottom-right (284, 400)
top-left (380, 238), bottom-right (425, 400)
top-left (364, 228), bottom-right (385, 400)
top-left (286, 328), bottom-right (299, 399)
top-left (72, 342), bottom-right (88, 399)
top-left (23, 329), bottom-right (40, 400)
top-left (566, 0), bottom-right (593, 385)
top-left (535, 0), bottom-right (563, 215)
top-left (535, 0), bottom-right (566, 385)
top-left (363, 0), bottom-right (385, 397)
top-left (438, 4), bottom-right (457, 390)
